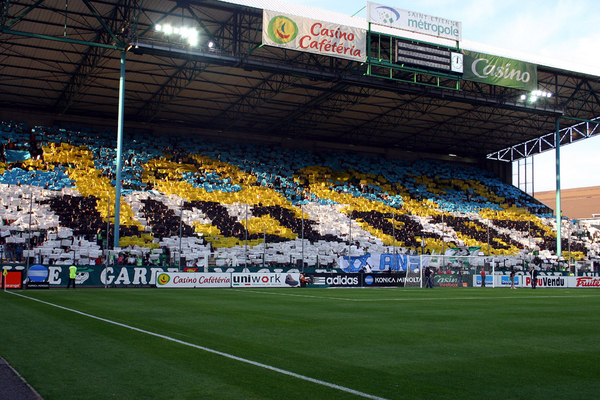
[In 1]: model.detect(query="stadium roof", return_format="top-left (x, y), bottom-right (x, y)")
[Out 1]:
top-left (1, 0), bottom-right (599, 162)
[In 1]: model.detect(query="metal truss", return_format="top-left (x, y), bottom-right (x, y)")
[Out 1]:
top-left (487, 116), bottom-right (600, 162)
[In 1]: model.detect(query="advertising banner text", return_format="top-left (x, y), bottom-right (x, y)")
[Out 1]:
top-left (367, 2), bottom-right (461, 41)
top-left (263, 10), bottom-right (366, 62)
top-left (462, 50), bottom-right (537, 91)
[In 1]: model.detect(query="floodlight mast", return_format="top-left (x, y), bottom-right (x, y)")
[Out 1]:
top-left (113, 51), bottom-right (126, 248)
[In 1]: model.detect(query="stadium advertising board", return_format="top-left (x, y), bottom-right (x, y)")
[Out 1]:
top-left (482, 275), bottom-right (600, 288)
top-left (339, 253), bottom-right (428, 273)
top-left (434, 274), bottom-right (469, 287)
top-left (474, 275), bottom-right (494, 287)
top-left (156, 272), bottom-right (231, 288)
top-left (574, 277), bottom-right (600, 288)
top-left (44, 265), bottom-right (180, 287)
top-left (310, 273), bottom-right (361, 288)
top-left (367, 2), bottom-right (462, 41)
top-left (462, 50), bottom-right (537, 91)
top-left (262, 10), bottom-right (366, 62)
top-left (3, 270), bottom-right (23, 289)
top-left (309, 273), bottom-right (420, 288)
top-left (41, 266), bottom-right (302, 288)
top-left (363, 272), bottom-right (421, 287)
top-left (497, 275), bottom-right (521, 288)
top-left (231, 273), bottom-right (300, 288)
top-left (25, 264), bottom-right (50, 289)
top-left (524, 275), bottom-right (568, 288)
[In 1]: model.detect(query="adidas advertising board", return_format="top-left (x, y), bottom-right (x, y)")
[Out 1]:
top-left (309, 273), bottom-right (361, 287)
top-left (307, 273), bottom-right (422, 287)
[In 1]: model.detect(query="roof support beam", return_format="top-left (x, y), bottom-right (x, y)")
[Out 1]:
top-left (0, 27), bottom-right (121, 49)
top-left (55, 1), bottom-right (130, 114)
top-left (3, 0), bottom-right (45, 30)
top-left (136, 60), bottom-right (210, 123)
top-left (81, 0), bottom-right (124, 47)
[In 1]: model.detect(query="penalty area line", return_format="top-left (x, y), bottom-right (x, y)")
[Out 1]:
top-left (7, 291), bottom-right (388, 400)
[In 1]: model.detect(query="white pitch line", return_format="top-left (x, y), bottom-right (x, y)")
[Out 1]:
top-left (7, 291), bottom-right (388, 400)
top-left (231, 289), bottom-right (600, 302)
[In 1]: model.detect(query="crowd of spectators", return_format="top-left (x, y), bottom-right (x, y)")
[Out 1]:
top-left (1, 118), bottom-right (597, 268)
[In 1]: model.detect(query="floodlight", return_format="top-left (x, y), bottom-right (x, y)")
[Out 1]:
top-left (520, 90), bottom-right (553, 103)
top-left (154, 24), bottom-right (199, 46)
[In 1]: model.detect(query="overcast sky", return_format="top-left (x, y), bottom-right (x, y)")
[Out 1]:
top-left (288, 0), bottom-right (600, 192)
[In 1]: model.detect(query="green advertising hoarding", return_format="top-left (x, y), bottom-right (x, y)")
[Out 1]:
top-left (462, 50), bottom-right (537, 91)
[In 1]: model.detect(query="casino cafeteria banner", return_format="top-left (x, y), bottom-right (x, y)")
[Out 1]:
top-left (156, 272), bottom-right (231, 288)
top-left (262, 10), bottom-right (366, 62)
top-left (462, 50), bottom-right (537, 91)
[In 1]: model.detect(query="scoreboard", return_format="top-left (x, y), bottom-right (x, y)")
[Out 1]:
top-left (395, 39), bottom-right (463, 73)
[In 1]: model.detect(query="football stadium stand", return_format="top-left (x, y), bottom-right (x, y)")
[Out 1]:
top-left (1, 0), bottom-right (600, 274)
top-left (1, 118), bottom-right (596, 270)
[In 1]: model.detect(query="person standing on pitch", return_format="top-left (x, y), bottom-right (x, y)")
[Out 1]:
top-left (530, 266), bottom-right (538, 289)
top-left (510, 268), bottom-right (516, 289)
top-left (67, 265), bottom-right (77, 289)
top-left (424, 267), bottom-right (433, 288)
top-left (481, 267), bottom-right (486, 287)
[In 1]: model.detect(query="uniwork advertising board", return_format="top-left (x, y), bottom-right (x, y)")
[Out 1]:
top-left (231, 272), bottom-right (300, 288)
top-left (262, 10), bottom-right (366, 62)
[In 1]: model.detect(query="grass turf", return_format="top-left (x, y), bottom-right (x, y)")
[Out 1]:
top-left (1, 287), bottom-right (600, 399)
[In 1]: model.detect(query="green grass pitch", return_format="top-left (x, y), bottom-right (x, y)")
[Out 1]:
top-left (1, 287), bottom-right (600, 399)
